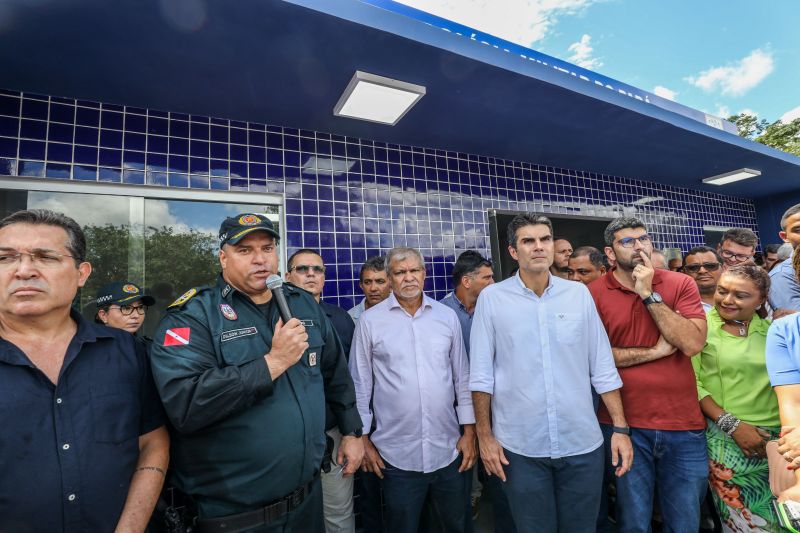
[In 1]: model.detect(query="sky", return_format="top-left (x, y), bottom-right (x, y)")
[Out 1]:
top-left (394, 0), bottom-right (800, 124)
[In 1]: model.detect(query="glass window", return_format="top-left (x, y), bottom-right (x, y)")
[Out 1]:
top-left (0, 182), bottom-right (281, 338)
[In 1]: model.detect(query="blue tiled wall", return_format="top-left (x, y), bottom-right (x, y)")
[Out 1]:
top-left (0, 89), bottom-right (759, 309)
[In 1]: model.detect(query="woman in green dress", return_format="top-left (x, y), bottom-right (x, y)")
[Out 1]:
top-left (693, 264), bottom-right (780, 531)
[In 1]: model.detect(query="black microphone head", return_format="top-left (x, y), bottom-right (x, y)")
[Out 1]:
top-left (266, 274), bottom-right (283, 290)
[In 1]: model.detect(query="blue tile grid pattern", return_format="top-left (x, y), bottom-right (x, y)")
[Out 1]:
top-left (0, 90), bottom-right (760, 309)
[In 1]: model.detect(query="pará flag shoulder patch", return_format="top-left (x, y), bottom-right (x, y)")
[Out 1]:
top-left (163, 327), bottom-right (191, 346)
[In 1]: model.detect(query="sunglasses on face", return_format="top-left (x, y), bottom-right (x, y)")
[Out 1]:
top-left (290, 264), bottom-right (325, 274)
top-left (683, 262), bottom-right (721, 274)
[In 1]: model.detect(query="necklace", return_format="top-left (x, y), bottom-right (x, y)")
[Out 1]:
top-left (725, 319), bottom-right (749, 336)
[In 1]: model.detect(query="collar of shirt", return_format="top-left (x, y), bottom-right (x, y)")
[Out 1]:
top-left (707, 306), bottom-right (771, 336)
top-left (442, 291), bottom-right (472, 314)
top-left (603, 267), bottom-right (664, 293)
top-left (387, 291), bottom-right (434, 317)
top-left (0, 308), bottom-right (114, 366)
top-left (512, 271), bottom-right (559, 297)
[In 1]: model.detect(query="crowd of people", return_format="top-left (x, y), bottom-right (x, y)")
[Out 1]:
top-left (3, 204), bottom-right (800, 533)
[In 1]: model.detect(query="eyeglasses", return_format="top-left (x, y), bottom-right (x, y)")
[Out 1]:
top-left (0, 250), bottom-right (76, 268)
top-left (615, 235), bottom-right (652, 248)
top-left (683, 262), bottom-right (721, 274)
top-left (110, 305), bottom-right (147, 316)
top-left (719, 249), bottom-right (753, 262)
top-left (290, 264), bottom-right (325, 274)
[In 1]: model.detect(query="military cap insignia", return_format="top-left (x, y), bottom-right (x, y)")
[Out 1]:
top-left (238, 214), bottom-right (261, 225)
top-left (220, 303), bottom-right (238, 321)
top-left (168, 288), bottom-right (198, 308)
top-left (122, 284), bottom-right (139, 294)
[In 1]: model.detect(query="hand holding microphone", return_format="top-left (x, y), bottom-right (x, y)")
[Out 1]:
top-left (264, 275), bottom-right (308, 379)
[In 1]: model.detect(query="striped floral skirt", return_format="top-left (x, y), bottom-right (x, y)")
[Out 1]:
top-left (706, 421), bottom-right (782, 532)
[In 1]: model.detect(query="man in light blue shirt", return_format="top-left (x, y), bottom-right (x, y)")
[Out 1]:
top-left (470, 213), bottom-right (633, 532)
top-left (348, 256), bottom-right (391, 323)
top-left (440, 250), bottom-right (495, 358)
top-left (769, 204), bottom-right (800, 315)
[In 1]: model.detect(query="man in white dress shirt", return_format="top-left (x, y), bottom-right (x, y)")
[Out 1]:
top-left (350, 247), bottom-right (476, 533)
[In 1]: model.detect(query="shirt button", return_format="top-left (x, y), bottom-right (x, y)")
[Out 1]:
top-left (62, 443), bottom-right (70, 450)
top-left (67, 494), bottom-right (76, 501)
top-left (56, 398), bottom-right (63, 404)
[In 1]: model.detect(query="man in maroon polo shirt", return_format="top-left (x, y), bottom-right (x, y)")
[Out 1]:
top-left (588, 217), bottom-right (708, 533)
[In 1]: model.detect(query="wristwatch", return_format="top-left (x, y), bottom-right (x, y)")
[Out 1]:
top-left (642, 292), bottom-right (663, 306)
top-left (612, 425), bottom-right (631, 435)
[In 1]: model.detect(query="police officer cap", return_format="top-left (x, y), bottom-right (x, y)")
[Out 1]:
top-left (95, 281), bottom-right (156, 308)
top-left (218, 213), bottom-right (280, 247)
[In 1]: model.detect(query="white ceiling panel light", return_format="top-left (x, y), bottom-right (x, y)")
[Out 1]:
top-left (334, 71), bottom-right (426, 126)
top-left (702, 168), bottom-right (761, 186)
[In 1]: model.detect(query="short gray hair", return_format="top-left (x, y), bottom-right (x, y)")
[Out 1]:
top-left (386, 247), bottom-right (426, 273)
top-left (0, 209), bottom-right (86, 264)
top-left (604, 217), bottom-right (646, 246)
top-left (777, 242), bottom-right (794, 261)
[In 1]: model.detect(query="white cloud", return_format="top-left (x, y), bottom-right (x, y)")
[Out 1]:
top-left (653, 85), bottom-right (677, 101)
top-left (714, 105), bottom-right (731, 118)
top-left (567, 34), bottom-right (602, 70)
top-left (738, 108), bottom-right (757, 117)
top-left (781, 105), bottom-right (800, 123)
top-left (685, 48), bottom-right (774, 97)
top-left (394, 0), bottom-right (597, 47)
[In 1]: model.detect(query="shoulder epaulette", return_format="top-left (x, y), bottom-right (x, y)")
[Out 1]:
top-left (167, 286), bottom-right (210, 309)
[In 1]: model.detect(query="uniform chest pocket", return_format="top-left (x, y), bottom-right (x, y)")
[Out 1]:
top-left (298, 323), bottom-right (325, 375)
top-left (554, 312), bottom-right (582, 344)
top-left (92, 382), bottom-right (139, 444)
top-left (219, 328), bottom-right (269, 366)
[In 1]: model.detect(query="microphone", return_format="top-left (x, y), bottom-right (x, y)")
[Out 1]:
top-left (266, 274), bottom-right (293, 323)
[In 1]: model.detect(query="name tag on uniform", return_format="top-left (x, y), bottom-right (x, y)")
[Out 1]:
top-left (309, 352), bottom-right (317, 366)
top-left (221, 327), bottom-right (258, 342)
top-left (300, 319), bottom-right (314, 327)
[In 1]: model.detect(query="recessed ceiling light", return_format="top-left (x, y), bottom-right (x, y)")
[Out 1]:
top-left (702, 168), bottom-right (761, 185)
top-left (334, 71), bottom-right (426, 126)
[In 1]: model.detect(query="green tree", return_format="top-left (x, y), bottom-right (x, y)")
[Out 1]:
top-left (755, 119), bottom-right (800, 156)
top-left (77, 223), bottom-right (221, 336)
top-left (729, 113), bottom-right (800, 156)
top-left (728, 113), bottom-right (769, 139)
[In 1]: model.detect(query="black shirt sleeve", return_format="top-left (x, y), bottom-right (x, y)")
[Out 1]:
top-left (136, 337), bottom-right (167, 435)
top-left (318, 306), bottom-right (362, 435)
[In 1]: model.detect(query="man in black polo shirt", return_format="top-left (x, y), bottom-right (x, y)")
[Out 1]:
top-left (0, 209), bottom-right (168, 532)
top-left (285, 247), bottom-right (357, 533)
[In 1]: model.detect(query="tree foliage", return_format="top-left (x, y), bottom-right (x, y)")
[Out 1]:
top-left (728, 113), bottom-right (800, 156)
top-left (78, 223), bottom-right (220, 334)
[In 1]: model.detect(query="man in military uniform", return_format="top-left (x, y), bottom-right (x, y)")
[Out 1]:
top-left (150, 213), bottom-right (364, 533)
